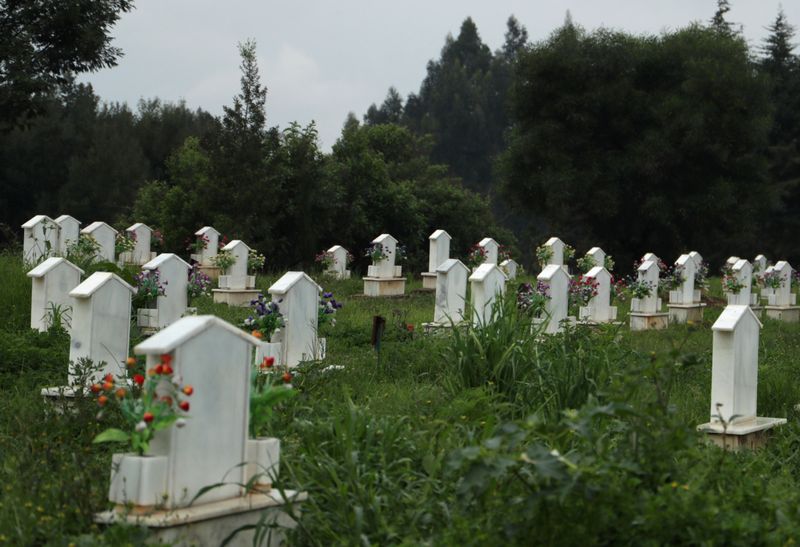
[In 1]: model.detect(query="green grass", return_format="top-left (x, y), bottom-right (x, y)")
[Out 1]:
top-left (3, 250), bottom-right (800, 545)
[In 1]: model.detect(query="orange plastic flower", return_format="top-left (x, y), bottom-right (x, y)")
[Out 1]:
top-left (97, 395), bottom-right (108, 407)
top-left (103, 373), bottom-right (114, 383)
top-left (102, 381), bottom-right (114, 392)
top-left (125, 357), bottom-right (137, 367)
top-left (143, 412), bottom-right (154, 423)
top-left (183, 385), bottom-right (194, 396)
top-left (162, 364), bottom-right (173, 375)
top-left (115, 387), bottom-right (127, 399)
top-left (90, 383), bottom-right (101, 394)
top-left (282, 371), bottom-right (292, 383)
top-left (252, 330), bottom-right (263, 339)
top-left (147, 367), bottom-right (156, 376)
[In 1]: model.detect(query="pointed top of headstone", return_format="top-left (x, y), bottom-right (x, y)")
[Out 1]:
top-left (712, 305), bottom-right (762, 332)
top-left (70, 272), bottom-right (134, 298)
top-left (27, 257), bottom-right (84, 278)
top-left (135, 315), bottom-right (260, 354)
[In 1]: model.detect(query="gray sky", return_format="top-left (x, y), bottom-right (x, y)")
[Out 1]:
top-left (80, 0), bottom-right (798, 150)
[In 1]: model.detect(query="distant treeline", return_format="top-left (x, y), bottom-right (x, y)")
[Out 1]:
top-left (2, 5), bottom-right (799, 271)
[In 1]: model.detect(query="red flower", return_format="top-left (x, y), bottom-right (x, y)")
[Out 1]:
top-left (102, 381), bottom-right (114, 392)
top-left (179, 401), bottom-right (190, 412)
top-left (161, 353), bottom-right (172, 366)
top-left (261, 356), bottom-right (275, 369)
top-left (183, 385), bottom-right (194, 396)
top-left (104, 373), bottom-right (114, 383)
top-left (133, 374), bottom-right (145, 386)
top-left (90, 383), bottom-right (101, 394)
top-left (154, 364), bottom-right (163, 375)
top-left (97, 395), bottom-right (108, 407)
top-left (406, 324), bottom-right (414, 332)
top-left (143, 412), bottom-right (154, 423)
top-left (282, 371), bottom-right (292, 383)
top-left (162, 364), bottom-right (173, 375)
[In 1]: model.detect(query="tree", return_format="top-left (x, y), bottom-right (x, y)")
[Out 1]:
top-left (0, 0), bottom-right (134, 128)
top-left (501, 23), bottom-right (774, 267)
top-left (710, 0), bottom-right (733, 34)
top-left (364, 87), bottom-right (404, 125)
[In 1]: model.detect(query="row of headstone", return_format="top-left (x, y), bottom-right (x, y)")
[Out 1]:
top-left (22, 214), bottom-right (79, 263)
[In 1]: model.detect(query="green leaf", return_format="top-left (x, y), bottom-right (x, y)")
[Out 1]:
top-left (93, 428), bottom-right (130, 444)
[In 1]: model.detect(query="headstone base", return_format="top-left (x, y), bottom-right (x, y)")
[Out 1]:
top-left (420, 272), bottom-right (436, 290)
top-left (212, 289), bottom-right (261, 307)
top-left (198, 265), bottom-right (222, 282)
top-left (629, 312), bottom-right (669, 331)
top-left (422, 321), bottom-right (464, 333)
top-left (697, 417), bottom-right (786, 451)
top-left (324, 270), bottom-right (351, 280)
top-left (95, 490), bottom-right (307, 547)
top-left (363, 277), bottom-right (406, 297)
top-left (764, 306), bottom-right (800, 323)
top-left (667, 303), bottom-right (706, 324)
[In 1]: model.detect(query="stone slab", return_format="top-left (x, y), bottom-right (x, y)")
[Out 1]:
top-left (629, 312), bottom-right (669, 331)
top-left (668, 304), bottom-right (706, 324)
top-left (95, 490), bottom-right (307, 547)
top-left (697, 417), bottom-right (786, 451)
top-left (212, 289), bottom-right (261, 307)
top-left (764, 306), bottom-right (800, 323)
top-left (420, 272), bottom-right (436, 290)
top-left (363, 277), bottom-right (406, 297)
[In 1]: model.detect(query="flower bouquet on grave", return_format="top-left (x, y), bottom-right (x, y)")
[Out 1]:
top-left (659, 265), bottom-right (685, 294)
top-left (761, 270), bottom-right (784, 290)
top-left (498, 245), bottom-right (512, 262)
top-left (610, 276), bottom-right (627, 303)
top-left (151, 229), bottom-right (165, 250)
top-left (721, 267), bottom-right (745, 295)
top-left (466, 244), bottom-right (488, 269)
top-left (563, 244), bottom-right (575, 263)
top-left (365, 243), bottom-right (389, 263)
top-left (211, 249), bottom-right (235, 273)
top-left (627, 278), bottom-right (655, 300)
top-left (535, 245), bottom-right (553, 269)
top-left (187, 266), bottom-right (212, 300)
top-left (569, 275), bottom-right (599, 315)
top-left (315, 250), bottom-right (334, 271)
top-left (92, 354), bottom-right (192, 456)
top-left (318, 290), bottom-right (343, 331)
top-left (247, 251), bottom-right (266, 275)
top-left (576, 255), bottom-right (596, 273)
top-left (247, 357), bottom-right (296, 489)
top-left (694, 261), bottom-right (710, 291)
top-left (187, 234), bottom-right (209, 254)
top-left (115, 230), bottom-right (137, 257)
top-left (394, 245), bottom-right (407, 262)
top-left (242, 294), bottom-right (284, 342)
top-left (517, 281), bottom-right (549, 316)
top-left (134, 269), bottom-right (166, 309)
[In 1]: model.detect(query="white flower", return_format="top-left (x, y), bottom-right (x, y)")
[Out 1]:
top-left (176, 418), bottom-right (187, 428)
top-left (135, 420), bottom-right (147, 432)
top-left (171, 374), bottom-right (182, 384)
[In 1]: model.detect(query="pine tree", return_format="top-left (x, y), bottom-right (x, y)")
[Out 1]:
top-left (711, 0), bottom-right (733, 34)
top-left (762, 7), bottom-right (797, 74)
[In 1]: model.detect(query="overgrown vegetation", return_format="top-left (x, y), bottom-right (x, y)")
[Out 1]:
top-left (3, 250), bottom-right (800, 544)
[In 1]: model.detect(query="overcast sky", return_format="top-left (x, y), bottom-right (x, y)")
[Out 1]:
top-left (80, 0), bottom-right (798, 150)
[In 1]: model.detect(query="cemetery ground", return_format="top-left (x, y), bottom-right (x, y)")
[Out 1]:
top-left (3, 252), bottom-right (800, 545)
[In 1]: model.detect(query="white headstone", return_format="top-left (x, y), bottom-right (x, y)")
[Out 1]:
top-left (586, 247), bottom-right (606, 269)
top-left (68, 272), bottom-right (135, 384)
top-left (478, 237), bottom-right (499, 265)
top-left (500, 258), bottom-right (519, 280)
top-left (434, 259), bottom-right (469, 324)
top-left (326, 245), bottom-right (351, 279)
top-left (633, 260), bottom-right (661, 313)
top-left (671, 254), bottom-right (697, 305)
top-left (544, 237), bottom-right (566, 267)
top-left (81, 222), bottom-right (118, 262)
top-left (133, 316), bottom-right (259, 508)
top-left (754, 254), bottom-right (768, 274)
top-left (142, 253), bottom-right (191, 328)
top-left (728, 259), bottom-right (754, 306)
top-left (770, 261), bottom-right (794, 307)
top-left (427, 230), bottom-right (452, 273)
top-left (726, 256), bottom-right (741, 268)
top-left (27, 257), bottom-right (84, 332)
top-left (269, 272), bottom-right (323, 368)
top-left (218, 240), bottom-right (251, 290)
top-left (581, 266), bottom-right (616, 323)
top-left (55, 215), bottom-right (81, 255)
top-left (689, 251), bottom-right (703, 271)
top-left (641, 252), bottom-right (661, 269)
top-left (193, 226), bottom-right (220, 267)
top-left (125, 223), bottom-right (155, 265)
top-left (367, 233), bottom-right (401, 279)
top-left (538, 264), bottom-right (571, 333)
top-left (21, 215), bottom-right (58, 263)
top-left (469, 263), bottom-right (506, 326)
top-left (709, 305), bottom-right (761, 426)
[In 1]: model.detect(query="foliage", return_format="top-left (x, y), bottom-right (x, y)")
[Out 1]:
top-left (92, 354), bottom-right (192, 456)
top-left (315, 250), bottom-right (333, 270)
top-left (250, 363), bottom-right (296, 437)
top-left (365, 243), bottom-right (389, 263)
top-left (247, 251), bottom-right (266, 274)
top-left (660, 265), bottom-right (686, 292)
top-left (0, 0), bottom-right (134, 127)
top-left (517, 281), bottom-right (550, 314)
top-left (188, 233), bottom-right (210, 254)
top-left (114, 230), bottom-right (136, 256)
top-left (501, 23), bottom-right (774, 268)
top-left (761, 270), bottom-right (784, 289)
top-left (721, 266), bottom-right (745, 294)
top-left (465, 244), bottom-right (487, 269)
top-left (65, 234), bottom-right (101, 271)
top-left (569, 275), bottom-right (599, 307)
top-left (628, 278), bottom-right (655, 299)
